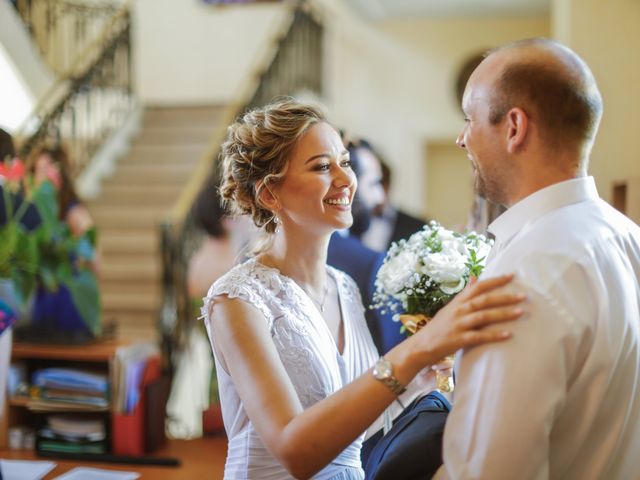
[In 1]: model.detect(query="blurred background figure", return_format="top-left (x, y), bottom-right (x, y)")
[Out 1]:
top-left (350, 140), bottom-right (426, 252)
top-left (328, 135), bottom-right (405, 353)
top-left (31, 146), bottom-right (96, 240)
top-left (166, 177), bottom-right (257, 439)
top-left (28, 145), bottom-right (101, 338)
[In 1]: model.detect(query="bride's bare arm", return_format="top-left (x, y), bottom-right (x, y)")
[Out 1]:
top-left (208, 274), bottom-right (524, 479)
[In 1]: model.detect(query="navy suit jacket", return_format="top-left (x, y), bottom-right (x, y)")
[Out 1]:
top-left (327, 232), bottom-right (404, 355)
top-left (388, 210), bottom-right (426, 248)
top-left (364, 391), bottom-right (451, 480)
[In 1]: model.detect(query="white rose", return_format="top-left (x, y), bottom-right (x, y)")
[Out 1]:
top-left (421, 251), bottom-right (467, 284)
top-left (378, 250), bottom-right (418, 293)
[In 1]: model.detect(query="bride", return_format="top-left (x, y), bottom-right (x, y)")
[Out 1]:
top-left (202, 99), bottom-right (525, 479)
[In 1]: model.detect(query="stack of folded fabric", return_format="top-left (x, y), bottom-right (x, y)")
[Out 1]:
top-left (37, 415), bottom-right (106, 454)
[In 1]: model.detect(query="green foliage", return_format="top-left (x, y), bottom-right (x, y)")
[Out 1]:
top-left (0, 179), bottom-right (101, 334)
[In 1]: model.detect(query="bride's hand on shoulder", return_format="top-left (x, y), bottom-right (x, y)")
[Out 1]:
top-left (412, 274), bottom-right (526, 364)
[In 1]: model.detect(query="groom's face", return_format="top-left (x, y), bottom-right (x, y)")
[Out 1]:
top-left (457, 57), bottom-right (511, 206)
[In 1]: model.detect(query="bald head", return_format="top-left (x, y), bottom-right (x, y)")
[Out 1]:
top-left (481, 38), bottom-right (603, 160)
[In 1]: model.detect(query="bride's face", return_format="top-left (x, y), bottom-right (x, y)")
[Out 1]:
top-left (274, 122), bottom-right (356, 235)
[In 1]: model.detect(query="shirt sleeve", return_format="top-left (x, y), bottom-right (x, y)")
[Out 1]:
top-left (440, 279), bottom-right (584, 480)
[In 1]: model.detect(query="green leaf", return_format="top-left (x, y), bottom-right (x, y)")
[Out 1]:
top-left (10, 264), bottom-right (36, 305)
top-left (0, 222), bottom-right (18, 272)
top-left (64, 269), bottom-right (101, 336)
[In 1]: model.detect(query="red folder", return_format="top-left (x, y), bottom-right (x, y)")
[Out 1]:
top-left (111, 356), bottom-right (162, 455)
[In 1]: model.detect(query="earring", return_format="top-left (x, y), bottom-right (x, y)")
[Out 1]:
top-left (272, 214), bottom-right (281, 234)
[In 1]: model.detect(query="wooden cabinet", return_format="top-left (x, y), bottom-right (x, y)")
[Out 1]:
top-left (0, 339), bottom-right (125, 450)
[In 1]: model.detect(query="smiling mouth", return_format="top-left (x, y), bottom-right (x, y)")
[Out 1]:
top-left (324, 197), bottom-right (351, 206)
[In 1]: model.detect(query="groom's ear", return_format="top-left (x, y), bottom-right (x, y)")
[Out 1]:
top-left (505, 107), bottom-right (528, 153)
top-left (256, 179), bottom-right (280, 211)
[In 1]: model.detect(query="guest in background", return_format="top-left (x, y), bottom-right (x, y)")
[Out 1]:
top-left (29, 145), bottom-right (100, 336)
top-left (351, 140), bottom-right (426, 252)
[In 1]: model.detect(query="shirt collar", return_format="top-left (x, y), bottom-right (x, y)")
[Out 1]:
top-left (488, 176), bottom-right (599, 246)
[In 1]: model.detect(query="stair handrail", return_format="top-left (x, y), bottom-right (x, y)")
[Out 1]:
top-left (13, 0), bottom-right (120, 76)
top-left (15, 1), bottom-right (134, 171)
top-left (159, 0), bottom-right (325, 349)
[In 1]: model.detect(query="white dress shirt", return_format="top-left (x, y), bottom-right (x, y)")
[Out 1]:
top-left (436, 177), bottom-right (640, 479)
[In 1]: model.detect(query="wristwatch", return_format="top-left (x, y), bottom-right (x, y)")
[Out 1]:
top-left (373, 356), bottom-right (406, 396)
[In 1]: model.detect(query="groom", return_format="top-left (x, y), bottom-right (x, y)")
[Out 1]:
top-left (434, 38), bottom-right (640, 478)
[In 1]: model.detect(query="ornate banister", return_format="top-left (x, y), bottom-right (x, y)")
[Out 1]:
top-left (15, 2), bottom-right (134, 173)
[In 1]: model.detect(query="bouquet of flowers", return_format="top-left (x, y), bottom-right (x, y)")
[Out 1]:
top-left (373, 221), bottom-right (493, 390)
top-left (374, 221), bottom-right (493, 322)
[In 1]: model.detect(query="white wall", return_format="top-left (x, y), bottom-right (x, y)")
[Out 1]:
top-left (133, 0), bottom-right (288, 105)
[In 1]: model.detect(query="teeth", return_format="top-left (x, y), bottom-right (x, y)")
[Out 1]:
top-left (325, 197), bottom-right (350, 206)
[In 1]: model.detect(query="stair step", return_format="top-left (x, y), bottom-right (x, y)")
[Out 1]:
top-left (142, 105), bottom-right (226, 128)
top-left (100, 259), bottom-right (161, 281)
top-left (99, 184), bottom-right (183, 204)
top-left (101, 280), bottom-right (159, 296)
top-left (99, 231), bottom-right (158, 254)
top-left (135, 126), bottom-right (214, 145)
top-left (93, 206), bottom-right (169, 228)
top-left (127, 142), bottom-right (208, 158)
top-left (114, 163), bottom-right (197, 178)
top-left (102, 291), bottom-right (161, 312)
top-left (108, 168), bottom-right (193, 185)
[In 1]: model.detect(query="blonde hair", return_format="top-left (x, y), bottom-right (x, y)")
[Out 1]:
top-left (219, 99), bottom-right (327, 236)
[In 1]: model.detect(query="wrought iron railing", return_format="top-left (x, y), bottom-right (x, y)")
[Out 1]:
top-left (159, 1), bottom-right (324, 349)
top-left (16, 3), bottom-right (133, 172)
top-left (12, 0), bottom-right (119, 76)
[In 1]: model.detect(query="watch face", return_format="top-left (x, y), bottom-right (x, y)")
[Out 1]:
top-left (374, 358), bottom-right (392, 379)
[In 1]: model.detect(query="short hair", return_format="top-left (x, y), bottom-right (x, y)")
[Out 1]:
top-left (0, 128), bottom-right (15, 162)
top-left (219, 99), bottom-right (327, 233)
top-left (487, 38), bottom-right (603, 151)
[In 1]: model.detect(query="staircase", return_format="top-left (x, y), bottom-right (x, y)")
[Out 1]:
top-left (90, 105), bottom-right (226, 341)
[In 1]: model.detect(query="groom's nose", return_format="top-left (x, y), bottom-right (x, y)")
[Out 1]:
top-left (456, 130), bottom-right (466, 149)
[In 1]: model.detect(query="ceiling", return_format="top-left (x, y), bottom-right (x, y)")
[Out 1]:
top-left (343, 0), bottom-right (550, 19)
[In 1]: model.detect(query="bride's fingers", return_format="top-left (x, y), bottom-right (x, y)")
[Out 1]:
top-left (460, 306), bottom-right (524, 330)
top-left (464, 273), bottom-right (515, 298)
top-left (462, 292), bottom-right (526, 313)
top-left (456, 329), bottom-right (513, 349)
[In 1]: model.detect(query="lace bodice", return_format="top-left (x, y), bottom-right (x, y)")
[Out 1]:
top-left (202, 258), bottom-right (379, 479)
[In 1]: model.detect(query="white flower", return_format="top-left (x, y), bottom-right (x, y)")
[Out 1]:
top-left (377, 250), bottom-right (418, 293)
top-left (373, 221), bottom-right (493, 320)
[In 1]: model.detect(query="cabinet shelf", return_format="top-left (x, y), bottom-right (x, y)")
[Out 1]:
top-left (1, 339), bottom-right (125, 450)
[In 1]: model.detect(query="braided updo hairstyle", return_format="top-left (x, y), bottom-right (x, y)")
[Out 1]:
top-left (219, 99), bottom-right (327, 234)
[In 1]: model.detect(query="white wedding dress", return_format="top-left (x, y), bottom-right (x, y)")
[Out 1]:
top-left (202, 258), bottom-right (379, 479)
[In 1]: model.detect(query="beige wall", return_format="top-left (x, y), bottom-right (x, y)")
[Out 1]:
top-left (425, 142), bottom-right (475, 230)
top-left (321, 11), bottom-right (549, 219)
top-left (552, 0), bottom-right (640, 204)
top-left (133, 0), bottom-right (287, 105)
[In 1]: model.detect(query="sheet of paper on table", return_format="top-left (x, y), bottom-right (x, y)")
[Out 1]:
top-left (0, 458), bottom-right (56, 480)
top-left (53, 467), bottom-right (140, 480)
